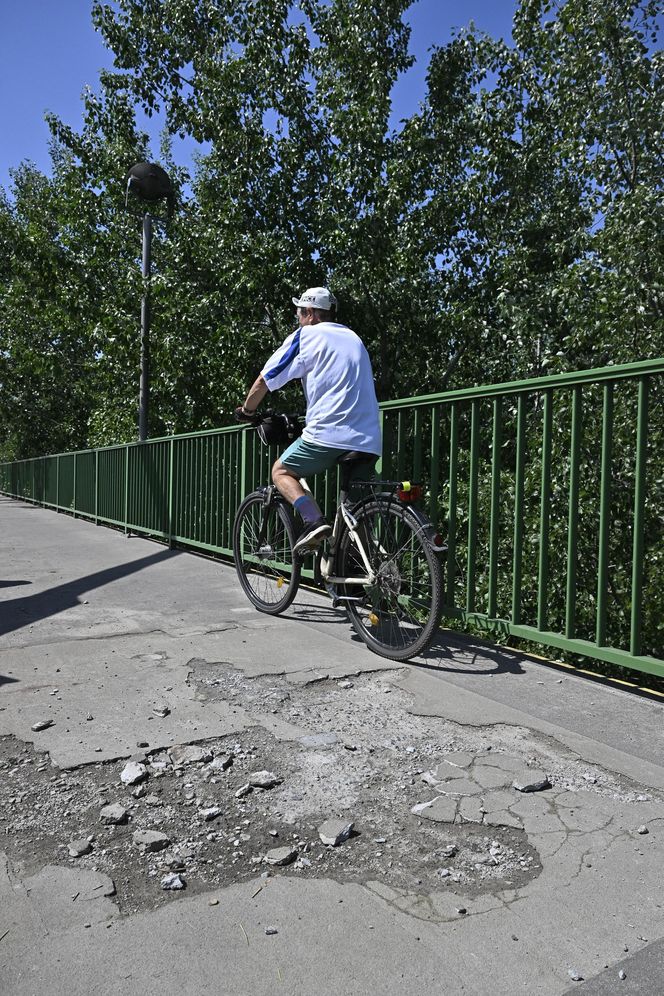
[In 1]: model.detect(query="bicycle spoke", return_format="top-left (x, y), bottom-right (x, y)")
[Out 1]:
top-left (339, 498), bottom-right (443, 660)
top-left (233, 493), bottom-right (300, 614)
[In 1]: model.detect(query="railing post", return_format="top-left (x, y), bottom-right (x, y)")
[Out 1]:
top-left (446, 403), bottom-right (458, 610)
top-left (72, 453), bottom-right (77, 518)
top-left (95, 450), bottom-right (99, 525)
top-left (240, 428), bottom-right (252, 498)
top-left (537, 390), bottom-right (553, 632)
top-left (488, 398), bottom-right (502, 618)
top-left (630, 377), bottom-right (648, 656)
top-left (466, 400), bottom-right (480, 614)
top-left (168, 437), bottom-right (175, 548)
top-left (429, 405), bottom-right (440, 529)
top-left (56, 455), bottom-right (60, 512)
top-left (565, 386), bottom-right (582, 638)
top-left (124, 445), bottom-right (130, 534)
top-left (596, 382), bottom-right (614, 646)
top-left (512, 394), bottom-right (526, 625)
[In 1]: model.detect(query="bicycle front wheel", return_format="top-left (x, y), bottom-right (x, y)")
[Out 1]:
top-left (337, 499), bottom-right (443, 660)
top-left (233, 491), bottom-right (301, 614)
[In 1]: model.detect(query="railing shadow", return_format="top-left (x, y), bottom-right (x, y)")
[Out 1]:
top-left (0, 549), bottom-right (180, 639)
top-left (0, 581), bottom-right (32, 589)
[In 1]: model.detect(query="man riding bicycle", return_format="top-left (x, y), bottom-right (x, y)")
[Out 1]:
top-left (235, 287), bottom-right (381, 553)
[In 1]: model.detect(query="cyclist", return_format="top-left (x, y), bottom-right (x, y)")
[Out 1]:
top-left (235, 287), bottom-right (381, 553)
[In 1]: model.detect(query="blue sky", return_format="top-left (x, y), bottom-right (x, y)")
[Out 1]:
top-left (0, 1), bottom-right (516, 192)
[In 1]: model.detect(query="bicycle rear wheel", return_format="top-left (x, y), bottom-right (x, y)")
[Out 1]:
top-left (233, 491), bottom-right (301, 614)
top-left (337, 498), bottom-right (443, 660)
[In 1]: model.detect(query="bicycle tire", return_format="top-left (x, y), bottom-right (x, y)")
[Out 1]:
top-left (233, 490), bottom-right (301, 614)
top-left (337, 498), bottom-right (443, 660)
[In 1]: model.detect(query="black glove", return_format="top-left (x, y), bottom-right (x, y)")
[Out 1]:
top-left (234, 405), bottom-right (262, 425)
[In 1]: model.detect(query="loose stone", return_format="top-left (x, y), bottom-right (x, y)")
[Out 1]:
top-left (265, 927), bottom-right (278, 935)
top-left (133, 830), bottom-right (171, 852)
top-left (249, 771), bottom-right (281, 789)
top-left (161, 873), bottom-right (186, 890)
top-left (207, 755), bottom-right (233, 772)
top-left (636, 825), bottom-right (649, 835)
top-left (619, 970), bottom-right (626, 980)
top-left (512, 771), bottom-right (551, 793)
top-left (235, 784), bottom-right (252, 799)
top-left (265, 847), bottom-right (298, 866)
top-left (31, 720), bottom-right (55, 732)
top-left (200, 807), bottom-right (222, 822)
top-left (121, 761), bottom-right (148, 786)
top-left (318, 819), bottom-right (354, 847)
top-left (567, 969), bottom-right (584, 982)
top-left (68, 839), bottom-right (93, 857)
top-left (100, 803), bottom-right (128, 825)
top-left (170, 745), bottom-right (212, 766)
top-left (153, 703), bottom-right (170, 718)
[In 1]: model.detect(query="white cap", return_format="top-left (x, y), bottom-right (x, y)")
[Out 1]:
top-left (292, 286), bottom-right (337, 310)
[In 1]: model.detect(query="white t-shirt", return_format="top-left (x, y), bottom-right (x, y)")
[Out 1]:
top-left (260, 321), bottom-right (382, 454)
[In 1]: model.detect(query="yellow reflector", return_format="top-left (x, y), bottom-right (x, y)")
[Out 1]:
top-left (401, 481), bottom-right (411, 491)
top-left (368, 612), bottom-right (379, 626)
top-left (277, 577), bottom-right (285, 588)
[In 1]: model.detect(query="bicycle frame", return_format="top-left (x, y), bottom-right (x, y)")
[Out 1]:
top-left (319, 497), bottom-right (376, 587)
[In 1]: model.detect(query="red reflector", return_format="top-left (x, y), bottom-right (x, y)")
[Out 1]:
top-left (397, 484), bottom-right (423, 503)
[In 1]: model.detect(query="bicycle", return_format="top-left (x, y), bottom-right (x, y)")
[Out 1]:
top-left (232, 412), bottom-right (446, 661)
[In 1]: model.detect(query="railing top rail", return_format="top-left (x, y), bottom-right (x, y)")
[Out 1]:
top-left (0, 423), bottom-right (239, 465)
top-left (379, 357), bottom-right (664, 412)
top-left (2, 356), bottom-right (663, 467)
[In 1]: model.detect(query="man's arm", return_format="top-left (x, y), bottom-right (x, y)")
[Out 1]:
top-left (234, 375), bottom-right (268, 421)
top-left (242, 375), bottom-right (268, 413)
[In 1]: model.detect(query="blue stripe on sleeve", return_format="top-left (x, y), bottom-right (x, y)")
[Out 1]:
top-left (264, 329), bottom-right (301, 381)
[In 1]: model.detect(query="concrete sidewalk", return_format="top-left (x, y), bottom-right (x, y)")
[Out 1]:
top-left (1, 496), bottom-right (663, 995)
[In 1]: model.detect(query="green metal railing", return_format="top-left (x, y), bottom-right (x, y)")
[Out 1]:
top-left (2, 357), bottom-right (663, 679)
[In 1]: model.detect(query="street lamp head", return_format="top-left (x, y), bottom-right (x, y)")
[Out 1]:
top-left (125, 162), bottom-right (174, 213)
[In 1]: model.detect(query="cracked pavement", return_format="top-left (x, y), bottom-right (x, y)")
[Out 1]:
top-left (1, 496), bottom-right (664, 995)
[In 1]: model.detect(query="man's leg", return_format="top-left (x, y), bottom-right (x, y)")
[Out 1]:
top-left (272, 460), bottom-right (307, 504)
top-left (272, 458), bottom-right (329, 552)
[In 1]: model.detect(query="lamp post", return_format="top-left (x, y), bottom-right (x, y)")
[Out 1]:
top-left (125, 162), bottom-right (174, 441)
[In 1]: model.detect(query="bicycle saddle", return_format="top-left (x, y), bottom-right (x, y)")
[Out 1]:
top-left (337, 450), bottom-right (371, 465)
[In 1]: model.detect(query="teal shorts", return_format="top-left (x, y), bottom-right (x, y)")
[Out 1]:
top-left (280, 437), bottom-right (377, 482)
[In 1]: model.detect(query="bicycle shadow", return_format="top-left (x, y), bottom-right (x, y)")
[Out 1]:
top-left (289, 599), bottom-right (349, 627)
top-left (410, 628), bottom-right (528, 676)
top-left (288, 598), bottom-right (526, 676)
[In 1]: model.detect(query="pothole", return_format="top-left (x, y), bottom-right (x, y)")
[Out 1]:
top-left (1, 662), bottom-right (659, 918)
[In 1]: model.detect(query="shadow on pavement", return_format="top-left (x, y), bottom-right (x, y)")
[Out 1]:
top-left (289, 600), bottom-right (349, 627)
top-left (0, 674), bottom-right (19, 687)
top-left (0, 549), bottom-right (180, 639)
top-left (0, 580), bottom-right (32, 589)
top-left (415, 629), bottom-right (527, 676)
top-left (288, 599), bottom-right (526, 676)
